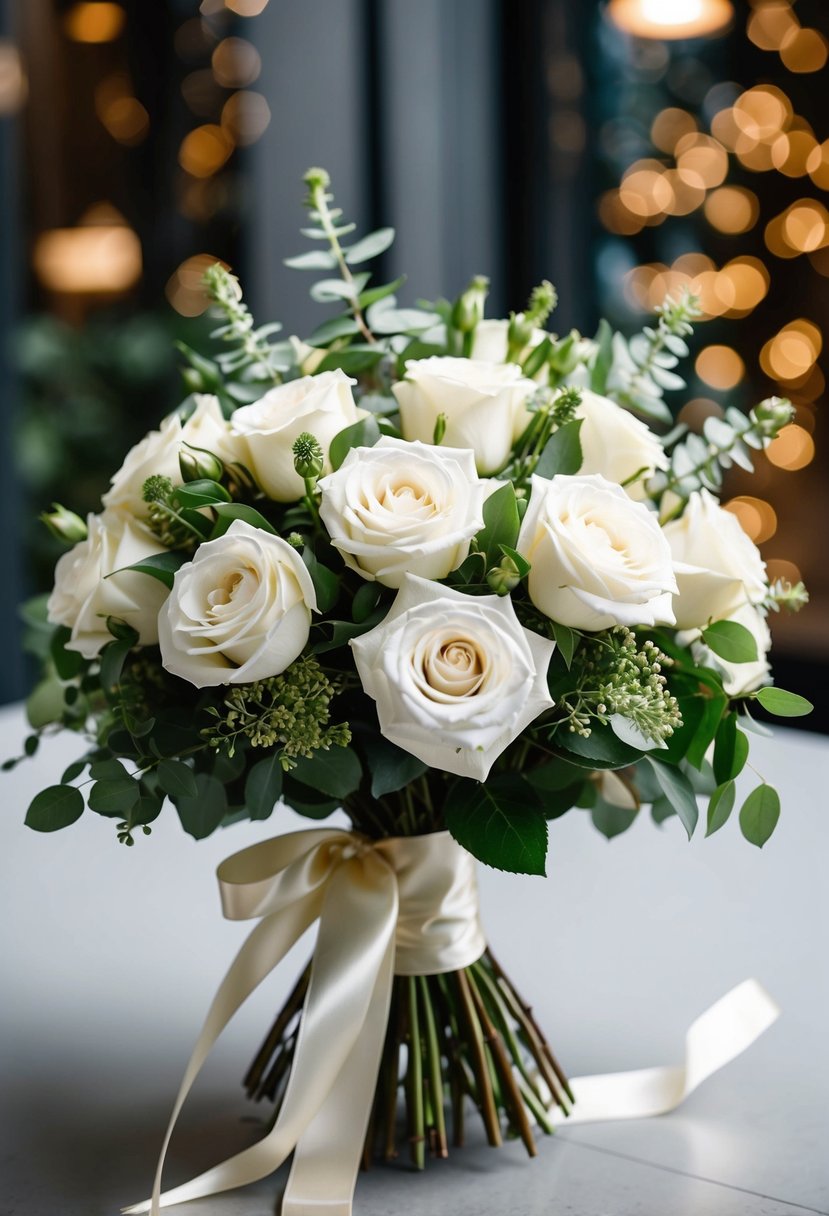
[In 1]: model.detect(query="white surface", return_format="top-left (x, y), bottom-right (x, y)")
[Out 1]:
top-left (1, 702), bottom-right (828, 1215)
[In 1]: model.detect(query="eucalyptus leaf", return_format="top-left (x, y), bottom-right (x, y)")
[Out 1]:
top-left (645, 758), bottom-right (699, 839)
top-left (739, 783), bottom-right (780, 848)
top-left (701, 620), bottom-right (759, 664)
top-left (534, 419), bottom-right (583, 479)
top-left (25, 785), bottom-right (85, 832)
top-left (88, 778), bottom-right (141, 817)
top-left (290, 747), bottom-right (362, 799)
top-left (175, 774), bottom-right (228, 840)
top-left (343, 227), bottom-right (395, 265)
top-left (245, 753), bottom-right (284, 821)
top-left (157, 759), bottom-right (199, 800)
top-left (362, 735), bottom-right (428, 798)
top-left (706, 780), bottom-right (736, 837)
top-left (754, 687), bottom-right (813, 718)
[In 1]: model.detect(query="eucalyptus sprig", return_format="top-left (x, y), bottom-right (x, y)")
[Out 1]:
top-left (203, 264), bottom-right (293, 386)
top-left (653, 395), bottom-right (794, 518)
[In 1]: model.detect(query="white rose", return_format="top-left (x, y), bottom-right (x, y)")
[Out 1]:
top-left (393, 356), bottom-right (536, 475)
top-left (573, 389), bottom-right (669, 501)
top-left (231, 370), bottom-right (367, 502)
top-left (317, 437), bottom-right (487, 588)
top-left (516, 474), bottom-right (677, 631)
top-left (351, 575), bottom-right (555, 781)
top-left (680, 603), bottom-right (772, 697)
top-left (663, 489), bottom-right (767, 630)
top-left (103, 395), bottom-right (240, 515)
top-left (158, 520), bottom-right (317, 687)
top-left (47, 511), bottom-right (169, 658)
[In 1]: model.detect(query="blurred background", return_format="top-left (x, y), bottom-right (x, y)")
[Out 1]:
top-left (0, 0), bottom-right (826, 725)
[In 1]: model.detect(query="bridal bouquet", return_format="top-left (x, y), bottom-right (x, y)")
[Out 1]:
top-left (13, 168), bottom-right (810, 1213)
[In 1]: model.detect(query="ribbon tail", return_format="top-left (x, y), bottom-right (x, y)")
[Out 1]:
top-left (553, 979), bottom-right (780, 1125)
top-left (127, 851), bottom-right (399, 1216)
top-left (123, 891), bottom-right (322, 1215)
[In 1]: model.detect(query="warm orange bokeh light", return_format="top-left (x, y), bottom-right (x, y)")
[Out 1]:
top-left (747, 1), bottom-right (798, 52)
top-left (221, 91), bottom-right (271, 146)
top-left (179, 124), bottom-right (234, 178)
top-left (766, 424), bottom-right (816, 470)
top-left (166, 253), bottom-right (227, 316)
top-left (704, 186), bottom-right (759, 233)
top-left (607, 0), bottom-right (734, 40)
top-left (696, 345), bottom-right (745, 389)
top-left (33, 208), bottom-right (142, 294)
top-left (724, 497), bottom-right (778, 544)
top-left (211, 37), bottom-right (261, 88)
top-left (64, 2), bottom-right (125, 43)
top-left (651, 108), bottom-right (697, 154)
top-left (779, 27), bottom-right (829, 73)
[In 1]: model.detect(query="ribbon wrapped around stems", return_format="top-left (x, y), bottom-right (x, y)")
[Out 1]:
top-left (125, 828), bottom-right (779, 1216)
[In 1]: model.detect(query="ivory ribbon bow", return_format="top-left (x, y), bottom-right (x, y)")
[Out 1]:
top-left (125, 828), bottom-right (779, 1216)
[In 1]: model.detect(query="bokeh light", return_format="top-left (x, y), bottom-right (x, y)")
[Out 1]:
top-left (211, 38), bottom-right (261, 88)
top-left (765, 424), bottom-right (816, 470)
top-left (33, 206), bottom-right (141, 294)
top-left (166, 253), bottom-right (226, 316)
top-left (179, 124), bottom-right (234, 178)
top-left (704, 185), bottom-right (759, 232)
top-left (64, 2), bottom-right (125, 43)
top-left (695, 344), bottom-right (745, 389)
top-left (724, 496), bottom-right (778, 544)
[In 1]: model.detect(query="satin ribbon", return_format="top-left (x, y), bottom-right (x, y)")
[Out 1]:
top-left (125, 828), bottom-right (779, 1216)
top-left (124, 828), bottom-right (486, 1216)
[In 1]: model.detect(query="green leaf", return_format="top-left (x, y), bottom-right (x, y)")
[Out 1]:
top-left (352, 581), bottom-right (382, 624)
top-left (99, 638), bottom-right (134, 694)
top-left (534, 419), bottom-right (583, 479)
top-left (302, 548), bottom-right (340, 613)
top-left (88, 778), bottom-right (141, 817)
top-left (446, 775), bottom-right (547, 875)
top-left (316, 346), bottom-right (384, 374)
top-left (591, 799), bottom-right (638, 840)
top-left (212, 503), bottom-right (277, 536)
top-left (706, 780), bottom-right (736, 837)
top-left (713, 713), bottom-right (750, 784)
top-left (754, 687), bottom-right (814, 718)
top-left (645, 758), bottom-right (699, 839)
top-left (284, 249), bottom-right (338, 270)
top-left (307, 315), bottom-right (362, 346)
top-left (551, 621), bottom-right (577, 670)
top-left (538, 781), bottom-right (584, 820)
top-left (357, 275), bottom-right (406, 309)
top-left (50, 627), bottom-right (84, 679)
top-left (132, 794), bottom-right (164, 825)
top-left (61, 759), bottom-right (87, 784)
top-left (26, 676), bottom-right (65, 729)
top-left (498, 545), bottom-right (531, 579)
top-left (526, 758), bottom-right (586, 792)
top-left (701, 620), bottom-right (759, 664)
top-left (174, 773), bottom-right (228, 840)
top-left (156, 759), bottom-right (199, 800)
top-left (329, 415), bottom-right (381, 471)
top-left (89, 758), bottom-right (129, 781)
top-left (476, 483), bottom-right (520, 567)
top-left (172, 479), bottom-right (231, 509)
top-left (520, 337), bottom-right (552, 380)
top-left (362, 735), bottom-right (428, 799)
top-left (25, 785), bottom-right (84, 832)
top-left (685, 692), bottom-right (727, 770)
top-left (290, 747), bottom-right (362, 800)
top-left (590, 318), bottom-right (614, 395)
top-left (739, 783), bottom-right (780, 848)
top-left (281, 777), bottom-right (340, 820)
top-left (245, 752), bottom-right (284, 821)
top-left (369, 308), bottom-right (441, 335)
top-left (113, 551), bottom-right (184, 591)
top-left (651, 796), bottom-right (676, 824)
top-left (343, 227), bottom-right (395, 264)
top-left (556, 722), bottom-right (641, 770)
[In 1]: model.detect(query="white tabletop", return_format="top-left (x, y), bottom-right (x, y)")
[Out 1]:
top-left (1, 702), bottom-right (828, 1216)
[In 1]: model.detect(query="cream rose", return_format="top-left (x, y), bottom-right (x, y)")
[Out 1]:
top-left (681, 603), bottom-right (772, 697)
top-left (471, 319), bottom-right (547, 374)
top-left (158, 520), bottom-right (317, 687)
top-left (231, 370), bottom-right (366, 502)
top-left (351, 576), bottom-right (555, 781)
top-left (47, 511), bottom-right (169, 658)
top-left (103, 395), bottom-right (240, 515)
top-left (317, 437), bottom-right (487, 588)
top-left (572, 389), bottom-right (669, 501)
top-left (516, 474), bottom-right (677, 631)
top-left (393, 356), bottom-right (536, 475)
top-left (663, 489), bottom-right (767, 630)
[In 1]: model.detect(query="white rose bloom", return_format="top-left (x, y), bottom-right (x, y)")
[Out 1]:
top-left (516, 474), bottom-right (677, 631)
top-left (393, 356), bottom-right (536, 475)
top-left (103, 395), bottom-right (239, 515)
top-left (47, 511), bottom-right (169, 658)
top-left (231, 370), bottom-right (367, 502)
top-left (158, 520), bottom-right (317, 688)
top-left (351, 576), bottom-right (555, 782)
top-left (663, 489), bottom-right (767, 630)
top-left (317, 437), bottom-right (487, 588)
top-left (680, 602), bottom-right (772, 697)
top-left (574, 389), bottom-right (669, 501)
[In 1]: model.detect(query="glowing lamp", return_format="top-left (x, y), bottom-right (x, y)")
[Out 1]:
top-left (607, 0), bottom-right (734, 40)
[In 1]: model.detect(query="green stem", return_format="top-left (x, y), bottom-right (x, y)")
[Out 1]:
top-left (406, 976), bottom-right (426, 1169)
top-left (418, 976), bottom-right (448, 1157)
top-left (308, 180), bottom-right (376, 345)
